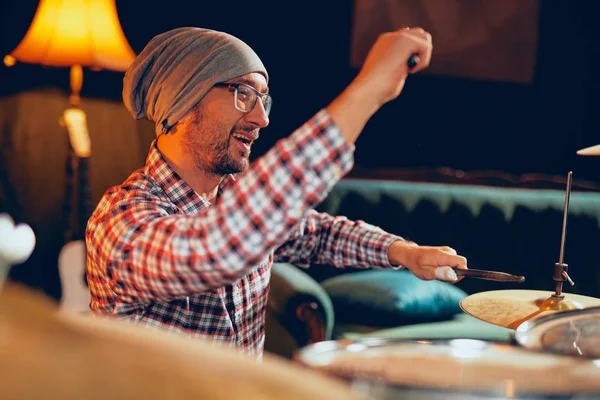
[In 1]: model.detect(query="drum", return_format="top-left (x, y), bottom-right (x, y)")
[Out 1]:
top-left (515, 306), bottom-right (600, 359)
top-left (0, 284), bottom-right (359, 400)
top-left (294, 338), bottom-right (600, 399)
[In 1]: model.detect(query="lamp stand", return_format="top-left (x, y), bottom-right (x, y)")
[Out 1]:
top-left (69, 64), bottom-right (83, 107)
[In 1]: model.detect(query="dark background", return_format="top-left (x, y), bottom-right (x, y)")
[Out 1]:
top-left (2, 0), bottom-right (600, 181)
top-left (2, 0), bottom-right (600, 299)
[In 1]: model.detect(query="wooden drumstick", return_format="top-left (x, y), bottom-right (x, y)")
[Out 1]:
top-left (453, 268), bottom-right (525, 283)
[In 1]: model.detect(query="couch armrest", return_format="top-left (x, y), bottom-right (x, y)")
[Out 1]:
top-left (266, 263), bottom-right (334, 349)
top-left (296, 301), bottom-right (327, 344)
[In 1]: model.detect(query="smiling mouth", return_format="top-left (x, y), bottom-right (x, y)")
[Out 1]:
top-left (231, 130), bottom-right (259, 150)
top-left (230, 133), bottom-right (253, 155)
top-left (232, 134), bottom-right (252, 145)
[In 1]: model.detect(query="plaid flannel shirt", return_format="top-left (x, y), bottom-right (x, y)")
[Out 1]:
top-left (86, 109), bottom-right (400, 358)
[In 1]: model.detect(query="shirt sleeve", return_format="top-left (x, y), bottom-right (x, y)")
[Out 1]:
top-left (86, 109), bottom-right (354, 303)
top-left (273, 209), bottom-right (403, 269)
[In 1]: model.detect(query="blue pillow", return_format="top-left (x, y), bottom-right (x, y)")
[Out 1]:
top-left (320, 270), bottom-right (468, 327)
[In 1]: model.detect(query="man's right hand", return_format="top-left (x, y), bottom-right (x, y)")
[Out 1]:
top-left (354, 27), bottom-right (433, 107)
top-left (326, 27), bottom-right (433, 145)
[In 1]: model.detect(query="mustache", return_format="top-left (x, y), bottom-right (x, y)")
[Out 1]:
top-left (232, 125), bottom-right (259, 134)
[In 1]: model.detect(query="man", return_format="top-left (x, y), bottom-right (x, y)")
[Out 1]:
top-left (86, 26), bottom-right (467, 359)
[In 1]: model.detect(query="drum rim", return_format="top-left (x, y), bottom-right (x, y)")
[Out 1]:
top-left (514, 305), bottom-right (600, 357)
top-left (294, 337), bottom-right (510, 366)
top-left (293, 337), bottom-right (600, 398)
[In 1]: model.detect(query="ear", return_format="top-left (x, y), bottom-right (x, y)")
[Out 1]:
top-left (174, 105), bottom-right (200, 134)
top-left (166, 115), bottom-right (192, 136)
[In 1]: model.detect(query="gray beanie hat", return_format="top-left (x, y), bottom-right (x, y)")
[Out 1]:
top-left (123, 27), bottom-right (268, 135)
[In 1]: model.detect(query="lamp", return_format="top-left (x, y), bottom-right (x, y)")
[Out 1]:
top-left (4, 0), bottom-right (137, 156)
top-left (5, 0), bottom-right (136, 156)
top-left (6, 0), bottom-right (136, 107)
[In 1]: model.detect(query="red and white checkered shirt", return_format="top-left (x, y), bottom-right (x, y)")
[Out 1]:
top-left (86, 109), bottom-right (400, 358)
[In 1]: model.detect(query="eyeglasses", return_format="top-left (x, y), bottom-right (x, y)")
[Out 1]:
top-left (214, 82), bottom-right (272, 117)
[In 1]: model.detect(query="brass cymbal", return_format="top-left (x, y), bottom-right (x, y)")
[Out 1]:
top-left (0, 284), bottom-right (358, 400)
top-left (460, 289), bottom-right (600, 330)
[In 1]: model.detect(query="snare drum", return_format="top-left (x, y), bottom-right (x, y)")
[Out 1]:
top-left (294, 338), bottom-right (600, 399)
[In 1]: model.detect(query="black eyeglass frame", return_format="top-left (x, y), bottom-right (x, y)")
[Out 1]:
top-left (213, 82), bottom-right (272, 116)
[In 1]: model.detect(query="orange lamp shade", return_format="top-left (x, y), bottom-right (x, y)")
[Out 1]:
top-left (9, 0), bottom-right (136, 72)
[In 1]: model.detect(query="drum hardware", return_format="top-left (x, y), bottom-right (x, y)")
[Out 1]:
top-left (527, 170), bottom-right (581, 313)
top-left (551, 171), bottom-right (575, 299)
top-left (521, 170), bottom-right (577, 310)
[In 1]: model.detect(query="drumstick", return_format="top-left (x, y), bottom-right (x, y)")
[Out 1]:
top-left (407, 54), bottom-right (420, 69)
top-left (453, 268), bottom-right (525, 283)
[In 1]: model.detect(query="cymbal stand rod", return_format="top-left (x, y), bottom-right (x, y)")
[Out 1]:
top-left (558, 172), bottom-right (572, 265)
top-left (554, 171), bottom-right (574, 298)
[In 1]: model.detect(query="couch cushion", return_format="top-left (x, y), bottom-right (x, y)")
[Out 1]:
top-left (334, 313), bottom-right (513, 343)
top-left (320, 270), bottom-right (467, 327)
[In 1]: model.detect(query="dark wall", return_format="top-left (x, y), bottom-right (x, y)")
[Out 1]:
top-left (1, 0), bottom-right (600, 299)
top-left (2, 1), bottom-right (600, 182)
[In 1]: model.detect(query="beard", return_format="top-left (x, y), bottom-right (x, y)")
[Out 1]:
top-left (182, 104), bottom-right (252, 177)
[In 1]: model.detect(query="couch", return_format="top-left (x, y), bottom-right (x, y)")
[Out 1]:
top-left (264, 176), bottom-right (600, 358)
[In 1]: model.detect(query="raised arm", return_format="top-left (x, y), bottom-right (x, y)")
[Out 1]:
top-left (327, 27), bottom-right (432, 144)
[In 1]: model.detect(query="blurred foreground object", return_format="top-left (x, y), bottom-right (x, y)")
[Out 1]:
top-left (0, 214), bottom-right (35, 289)
top-left (0, 284), bottom-right (359, 400)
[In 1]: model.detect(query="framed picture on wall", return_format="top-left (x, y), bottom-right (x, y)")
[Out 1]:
top-left (351, 0), bottom-right (540, 84)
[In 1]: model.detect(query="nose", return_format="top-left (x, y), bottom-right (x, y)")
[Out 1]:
top-left (244, 100), bottom-right (269, 128)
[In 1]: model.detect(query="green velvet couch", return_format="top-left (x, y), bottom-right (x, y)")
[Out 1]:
top-left (264, 177), bottom-right (600, 358)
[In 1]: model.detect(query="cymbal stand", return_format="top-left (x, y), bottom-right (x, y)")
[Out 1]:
top-left (552, 171), bottom-right (575, 299)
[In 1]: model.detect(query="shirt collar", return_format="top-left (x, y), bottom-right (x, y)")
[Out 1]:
top-left (144, 139), bottom-right (236, 212)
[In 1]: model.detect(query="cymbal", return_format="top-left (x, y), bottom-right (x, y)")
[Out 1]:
top-left (460, 289), bottom-right (600, 330)
top-left (577, 144), bottom-right (600, 156)
top-left (0, 284), bottom-right (358, 400)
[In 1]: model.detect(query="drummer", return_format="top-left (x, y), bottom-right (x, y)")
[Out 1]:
top-left (86, 26), bottom-right (467, 360)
